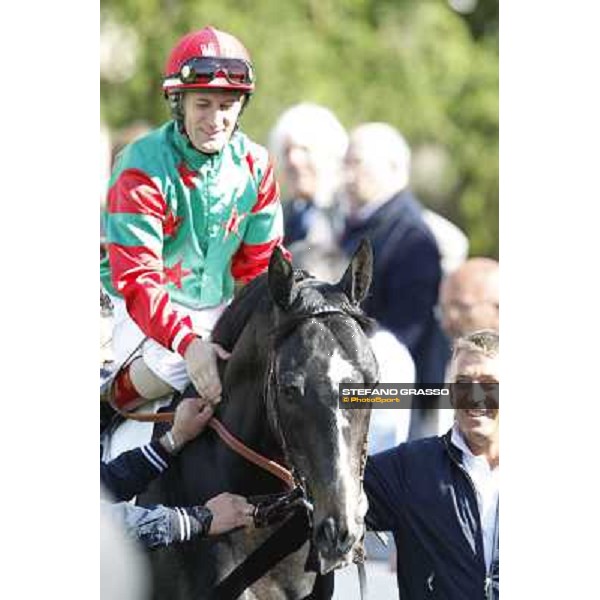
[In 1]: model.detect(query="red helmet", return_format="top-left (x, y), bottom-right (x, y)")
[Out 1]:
top-left (163, 26), bottom-right (255, 95)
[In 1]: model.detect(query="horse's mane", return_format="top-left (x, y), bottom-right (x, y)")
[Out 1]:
top-left (212, 274), bottom-right (269, 352)
top-left (212, 268), bottom-right (375, 353)
top-left (212, 270), bottom-right (312, 352)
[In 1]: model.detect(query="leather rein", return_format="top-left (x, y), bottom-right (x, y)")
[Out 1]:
top-left (120, 409), bottom-right (296, 489)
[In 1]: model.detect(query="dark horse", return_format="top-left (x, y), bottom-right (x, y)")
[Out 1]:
top-left (140, 241), bottom-right (379, 600)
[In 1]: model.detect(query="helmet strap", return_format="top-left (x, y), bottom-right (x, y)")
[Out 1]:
top-left (166, 91), bottom-right (185, 126)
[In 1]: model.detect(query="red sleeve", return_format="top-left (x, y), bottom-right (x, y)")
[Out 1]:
top-left (231, 239), bottom-right (291, 283)
top-left (106, 169), bottom-right (197, 356)
top-left (231, 159), bottom-right (291, 283)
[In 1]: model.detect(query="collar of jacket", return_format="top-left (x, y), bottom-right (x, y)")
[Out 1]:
top-left (346, 189), bottom-right (423, 231)
top-left (442, 428), bottom-right (466, 466)
top-left (172, 122), bottom-right (225, 171)
top-left (441, 429), bottom-right (485, 525)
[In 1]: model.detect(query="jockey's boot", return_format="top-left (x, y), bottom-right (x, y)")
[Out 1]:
top-left (106, 357), bottom-right (175, 413)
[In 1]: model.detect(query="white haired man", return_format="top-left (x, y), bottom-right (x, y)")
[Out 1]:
top-left (268, 103), bottom-right (348, 247)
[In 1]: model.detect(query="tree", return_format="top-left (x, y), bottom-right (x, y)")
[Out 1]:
top-left (101, 0), bottom-right (498, 257)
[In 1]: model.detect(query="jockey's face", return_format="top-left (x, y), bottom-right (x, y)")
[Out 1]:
top-left (182, 90), bottom-right (245, 154)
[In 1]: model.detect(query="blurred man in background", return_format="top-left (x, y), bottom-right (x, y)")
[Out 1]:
top-left (268, 102), bottom-right (348, 248)
top-left (438, 257), bottom-right (499, 339)
top-left (340, 122), bottom-right (448, 387)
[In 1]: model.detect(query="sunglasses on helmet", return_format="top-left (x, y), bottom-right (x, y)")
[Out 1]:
top-left (178, 57), bottom-right (254, 86)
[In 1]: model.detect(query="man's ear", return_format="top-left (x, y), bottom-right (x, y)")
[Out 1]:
top-left (337, 239), bottom-right (373, 305)
top-left (268, 247), bottom-right (297, 310)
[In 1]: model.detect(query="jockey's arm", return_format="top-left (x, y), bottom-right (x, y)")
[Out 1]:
top-left (105, 169), bottom-right (199, 356)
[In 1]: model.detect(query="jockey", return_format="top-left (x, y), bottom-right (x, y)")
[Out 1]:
top-left (100, 26), bottom-right (290, 412)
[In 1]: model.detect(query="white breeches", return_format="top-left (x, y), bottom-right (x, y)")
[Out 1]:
top-left (110, 296), bottom-right (228, 392)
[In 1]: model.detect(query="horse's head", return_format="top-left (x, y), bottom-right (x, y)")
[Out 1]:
top-left (267, 240), bottom-right (379, 573)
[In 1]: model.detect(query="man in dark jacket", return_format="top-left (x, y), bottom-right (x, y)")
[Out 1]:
top-left (101, 397), bottom-right (254, 549)
top-left (364, 330), bottom-right (499, 599)
top-left (340, 123), bottom-right (449, 389)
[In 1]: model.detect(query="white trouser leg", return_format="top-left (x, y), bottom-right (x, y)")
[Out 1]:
top-left (109, 296), bottom-right (228, 392)
top-left (102, 296), bottom-right (228, 461)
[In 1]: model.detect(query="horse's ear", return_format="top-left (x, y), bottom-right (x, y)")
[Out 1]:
top-left (268, 246), bottom-right (297, 310)
top-left (338, 239), bottom-right (373, 305)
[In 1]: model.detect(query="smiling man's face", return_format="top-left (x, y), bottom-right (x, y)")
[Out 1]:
top-left (182, 90), bottom-right (245, 154)
top-left (450, 350), bottom-right (499, 451)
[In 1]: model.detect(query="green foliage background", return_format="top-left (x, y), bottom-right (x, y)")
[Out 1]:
top-left (101, 0), bottom-right (498, 257)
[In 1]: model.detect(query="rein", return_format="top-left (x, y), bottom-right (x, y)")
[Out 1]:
top-left (120, 408), bottom-right (295, 489)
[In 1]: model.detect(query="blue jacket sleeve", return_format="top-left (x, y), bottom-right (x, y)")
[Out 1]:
top-left (364, 447), bottom-right (406, 532)
top-left (101, 440), bottom-right (172, 501)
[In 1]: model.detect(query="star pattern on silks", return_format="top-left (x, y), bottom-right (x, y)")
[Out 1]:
top-left (177, 161), bottom-right (200, 189)
top-left (245, 152), bottom-right (256, 178)
top-left (223, 206), bottom-right (247, 239)
top-left (163, 209), bottom-right (183, 238)
top-left (164, 260), bottom-right (192, 289)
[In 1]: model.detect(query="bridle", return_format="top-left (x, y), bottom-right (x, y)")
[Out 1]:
top-left (262, 304), bottom-right (374, 599)
top-left (264, 306), bottom-right (373, 492)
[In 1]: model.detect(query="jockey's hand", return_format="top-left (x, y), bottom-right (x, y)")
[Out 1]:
top-left (205, 492), bottom-right (255, 535)
top-left (171, 397), bottom-right (214, 447)
top-left (184, 338), bottom-right (231, 405)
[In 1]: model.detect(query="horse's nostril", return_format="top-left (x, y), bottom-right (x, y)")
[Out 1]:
top-left (338, 529), bottom-right (356, 554)
top-left (317, 517), bottom-right (338, 548)
top-left (316, 519), bottom-right (357, 556)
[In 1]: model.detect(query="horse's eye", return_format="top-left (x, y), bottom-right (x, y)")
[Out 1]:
top-left (281, 384), bottom-right (301, 396)
top-left (278, 373), bottom-right (305, 395)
